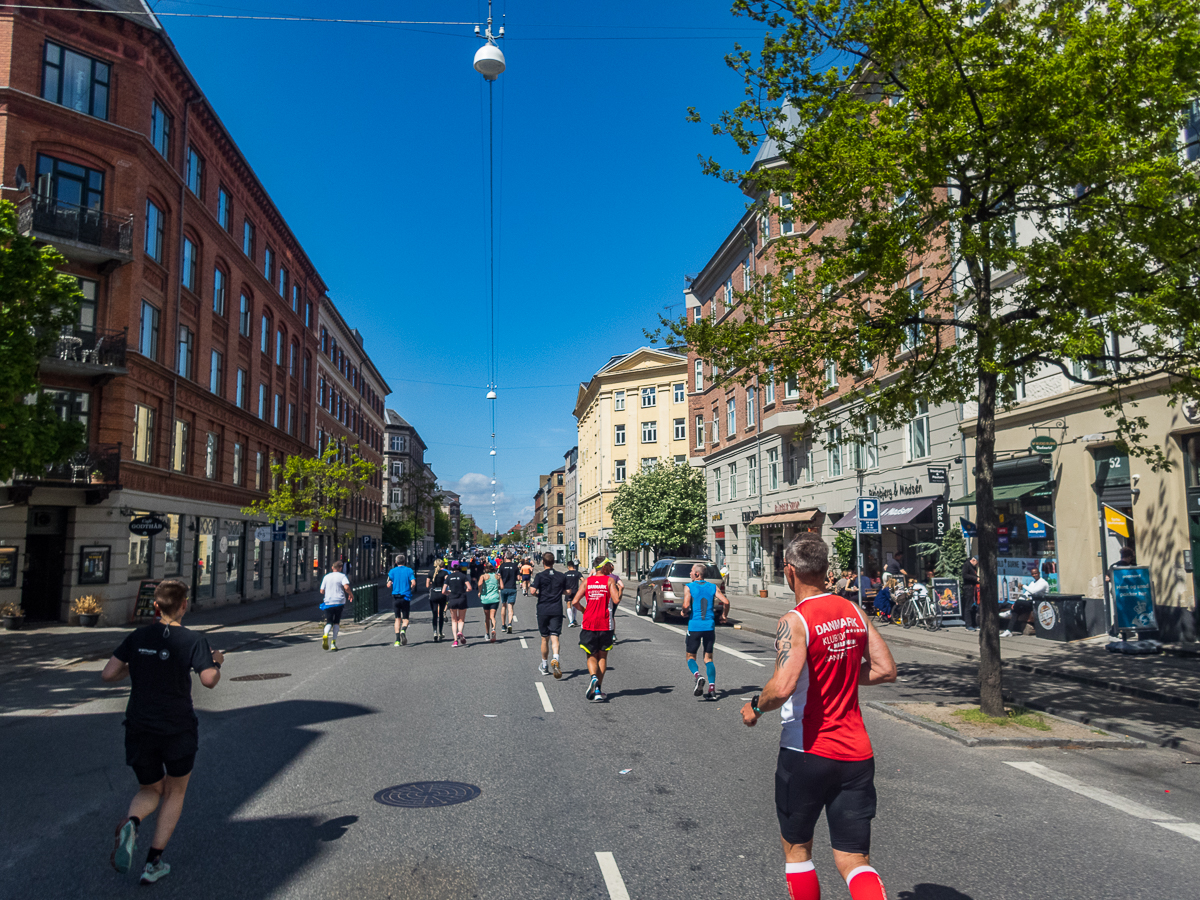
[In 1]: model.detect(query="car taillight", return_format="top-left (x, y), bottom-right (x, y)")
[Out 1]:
top-left (662, 581), bottom-right (673, 593)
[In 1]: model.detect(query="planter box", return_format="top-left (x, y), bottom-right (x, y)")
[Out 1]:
top-left (78, 614), bottom-right (100, 628)
top-left (2, 615), bottom-right (25, 630)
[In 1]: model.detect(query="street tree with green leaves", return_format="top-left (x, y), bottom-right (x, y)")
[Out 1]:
top-left (679, 0), bottom-right (1200, 714)
top-left (0, 201), bottom-right (85, 476)
top-left (609, 460), bottom-right (707, 558)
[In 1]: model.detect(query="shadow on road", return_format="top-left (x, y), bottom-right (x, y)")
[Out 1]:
top-left (897, 885), bottom-right (976, 900)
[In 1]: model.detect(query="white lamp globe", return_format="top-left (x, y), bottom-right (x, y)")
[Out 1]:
top-left (486, 389), bottom-right (497, 400)
top-left (490, 449), bottom-right (497, 456)
top-left (473, 43), bottom-right (506, 80)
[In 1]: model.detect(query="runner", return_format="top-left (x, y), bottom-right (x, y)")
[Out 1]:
top-left (498, 552), bottom-right (520, 633)
top-left (520, 558), bottom-right (534, 595)
top-left (468, 555), bottom-right (484, 583)
top-left (429, 559), bottom-right (448, 642)
top-left (478, 563), bottom-right (502, 642)
top-left (531, 552), bottom-right (566, 677)
top-left (570, 556), bottom-right (621, 701)
top-left (386, 554), bottom-right (416, 647)
top-left (318, 561), bottom-right (352, 651)
top-left (562, 559), bottom-right (582, 628)
top-left (100, 580), bottom-right (223, 885)
top-left (682, 563), bottom-right (728, 701)
top-left (443, 560), bottom-right (472, 646)
top-left (740, 533), bottom-right (896, 900)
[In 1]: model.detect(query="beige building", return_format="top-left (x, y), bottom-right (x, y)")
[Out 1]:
top-left (573, 347), bottom-right (689, 564)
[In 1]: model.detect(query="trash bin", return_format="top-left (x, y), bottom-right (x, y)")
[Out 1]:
top-left (1032, 594), bottom-right (1105, 642)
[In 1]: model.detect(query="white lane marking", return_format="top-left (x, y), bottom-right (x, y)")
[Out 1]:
top-left (595, 851), bottom-right (631, 900)
top-left (1003, 762), bottom-right (1200, 842)
top-left (644, 619), bottom-right (766, 667)
top-left (520, 636), bottom-right (529, 649)
top-left (535, 681), bottom-right (554, 713)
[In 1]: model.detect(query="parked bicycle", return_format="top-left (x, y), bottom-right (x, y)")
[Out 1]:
top-left (892, 584), bottom-right (942, 632)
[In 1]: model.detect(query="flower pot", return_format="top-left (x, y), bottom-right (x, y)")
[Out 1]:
top-left (78, 614), bottom-right (100, 628)
top-left (2, 615), bottom-right (25, 631)
top-left (759, 590), bottom-right (769, 598)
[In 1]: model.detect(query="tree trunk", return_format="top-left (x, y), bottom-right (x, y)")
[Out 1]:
top-left (975, 367), bottom-right (1004, 717)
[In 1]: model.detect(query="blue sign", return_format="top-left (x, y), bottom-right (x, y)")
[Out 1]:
top-left (1112, 566), bottom-right (1157, 630)
top-left (271, 520), bottom-right (287, 542)
top-left (960, 517), bottom-right (977, 538)
top-left (858, 497), bottom-right (880, 535)
top-left (1025, 512), bottom-right (1050, 539)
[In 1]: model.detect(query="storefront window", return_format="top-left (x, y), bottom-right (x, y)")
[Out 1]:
top-left (163, 514), bottom-right (181, 576)
top-left (196, 517), bottom-right (216, 599)
top-left (253, 529), bottom-right (264, 589)
top-left (748, 527), bottom-right (763, 579)
top-left (226, 521), bottom-right (243, 596)
top-left (127, 509), bottom-right (151, 580)
top-left (283, 537), bottom-right (293, 585)
top-left (1183, 434), bottom-right (1200, 488)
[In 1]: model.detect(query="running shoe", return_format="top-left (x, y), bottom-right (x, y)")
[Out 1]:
top-left (539, 662), bottom-right (550, 676)
top-left (490, 629), bottom-right (497, 643)
top-left (401, 631), bottom-right (408, 646)
top-left (693, 673), bottom-right (706, 697)
top-left (393, 640), bottom-right (401, 647)
top-left (453, 639), bottom-right (460, 647)
top-left (592, 691), bottom-right (607, 703)
top-left (551, 658), bottom-right (562, 679)
top-left (458, 632), bottom-right (466, 644)
top-left (111, 818), bottom-right (137, 873)
top-left (330, 642), bottom-right (338, 651)
top-left (139, 860), bottom-right (170, 885)
top-left (706, 685), bottom-right (717, 701)
top-left (322, 634), bottom-right (330, 651)
top-left (506, 623), bottom-right (512, 634)
top-left (1000, 630), bottom-right (1013, 637)
top-left (586, 675), bottom-right (598, 700)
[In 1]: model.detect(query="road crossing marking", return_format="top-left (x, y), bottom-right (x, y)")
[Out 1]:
top-left (1005, 762), bottom-right (1200, 843)
top-left (535, 681), bottom-right (554, 713)
top-left (595, 851), bottom-right (631, 900)
top-left (520, 636), bottom-right (529, 649)
top-left (641, 619), bottom-right (766, 667)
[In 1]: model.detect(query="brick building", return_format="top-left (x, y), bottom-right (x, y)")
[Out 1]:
top-left (0, 1), bottom-right (387, 623)
top-left (382, 409), bottom-right (436, 563)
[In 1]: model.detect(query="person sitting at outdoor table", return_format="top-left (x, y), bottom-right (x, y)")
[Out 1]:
top-left (1002, 566), bottom-right (1050, 637)
top-left (835, 566), bottom-right (859, 600)
top-left (874, 576), bottom-right (896, 623)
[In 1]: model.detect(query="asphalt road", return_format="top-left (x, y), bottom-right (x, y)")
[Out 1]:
top-left (3, 586), bottom-right (1200, 900)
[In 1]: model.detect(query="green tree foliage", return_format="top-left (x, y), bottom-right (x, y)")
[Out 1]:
top-left (608, 460), bottom-right (707, 556)
top-left (434, 507), bottom-right (452, 547)
top-left (682, 0), bottom-right (1200, 713)
top-left (0, 201), bottom-right (85, 475)
top-left (833, 528), bottom-right (856, 572)
top-left (382, 516), bottom-right (417, 551)
top-left (939, 524), bottom-right (969, 580)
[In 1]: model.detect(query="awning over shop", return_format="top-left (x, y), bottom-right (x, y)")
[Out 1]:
top-left (833, 497), bottom-right (936, 529)
top-left (752, 508), bottom-right (823, 527)
top-left (950, 481), bottom-right (1054, 507)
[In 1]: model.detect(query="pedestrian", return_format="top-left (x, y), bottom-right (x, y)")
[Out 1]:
top-left (443, 560), bottom-right (472, 646)
top-left (429, 559), bottom-right (448, 642)
top-left (562, 559), bottom-right (583, 628)
top-left (961, 555), bottom-right (979, 632)
top-left (478, 563), bottom-right (502, 642)
top-left (741, 533), bottom-right (896, 900)
top-left (498, 552), bottom-right (520, 633)
top-left (531, 552), bottom-right (567, 678)
top-left (386, 555), bottom-right (416, 647)
top-left (571, 556), bottom-right (621, 701)
top-left (520, 558), bottom-right (533, 595)
top-left (101, 580), bottom-right (224, 885)
top-left (1002, 565), bottom-right (1048, 637)
top-left (318, 561), bottom-right (352, 651)
top-left (682, 563), bottom-right (726, 700)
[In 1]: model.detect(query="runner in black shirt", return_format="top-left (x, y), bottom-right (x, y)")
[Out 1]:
top-left (563, 560), bottom-right (583, 628)
top-left (429, 560), bottom-right (449, 642)
top-left (498, 553), bottom-right (520, 634)
top-left (443, 561), bottom-right (473, 646)
top-left (531, 552), bottom-right (567, 678)
top-left (101, 580), bottom-right (223, 886)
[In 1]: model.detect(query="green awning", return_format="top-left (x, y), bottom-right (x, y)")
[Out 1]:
top-left (950, 481), bottom-right (1054, 507)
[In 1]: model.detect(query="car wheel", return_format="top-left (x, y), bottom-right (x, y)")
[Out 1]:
top-left (635, 599), bottom-right (645, 616)
top-left (652, 595), bottom-right (664, 622)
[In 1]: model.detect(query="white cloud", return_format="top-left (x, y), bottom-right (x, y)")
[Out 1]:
top-left (444, 473), bottom-right (525, 533)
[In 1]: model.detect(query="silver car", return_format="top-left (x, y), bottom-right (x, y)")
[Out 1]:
top-left (634, 558), bottom-right (723, 622)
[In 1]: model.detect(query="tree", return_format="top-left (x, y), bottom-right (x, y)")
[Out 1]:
top-left (608, 460), bottom-right (706, 557)
top-left (682, 1), bottom-right (1200, 714)
top-left (434, 507), bottom-right (452, 547)
top-left (939, 524), bottom-right (969, 580)
top-left (382, 516), bottom-right (417, 551)
top-left (832, 529), bottom-right (856, 572)
top-left (0, 201), bottom-right (86, 476)
top-left (242, 441), bottom-right (377, 570)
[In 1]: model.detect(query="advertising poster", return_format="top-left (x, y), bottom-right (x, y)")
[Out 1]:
top-left (931, 578), bottom-right (962, 617)
top-left (997, 557), bottom-right (1058, 602)
top-left (1112, 566), bottom-right (1157, 630)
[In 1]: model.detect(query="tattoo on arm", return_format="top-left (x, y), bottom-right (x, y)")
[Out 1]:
top-left (775, 619), bottom-right (792, 670)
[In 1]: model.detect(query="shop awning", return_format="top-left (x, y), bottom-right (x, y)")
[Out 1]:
top-left (832, 497), bottom-right (936, 529)
top-left (950, 481), bottom-right (1054, 507)
top-left (752, 508), bottom-right (823, 527)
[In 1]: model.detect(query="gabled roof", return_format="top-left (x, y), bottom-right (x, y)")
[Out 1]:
top-left (384, 409), bottom-right (411, 429)
top-left (88, 1), bottom-right (161, 29)
top-left (750, 102), bottom-right (804, 171)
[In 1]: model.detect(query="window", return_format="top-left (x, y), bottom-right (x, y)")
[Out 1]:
top-left (1186, 99), bottom-right (1200, 162)
top-left (674, 454), bottom-right (686, 465)
top-left (151, 100), bottom-right (172, 158)
top-left (743, 257), bottom-right (753, 290)
top-left (641, 457), bottom-right (657, 472)
top-left (42, 42), bottom-right (110, 119)
top-left (766, 367), bottom-right (775, 405)
top-left (36, 154), bottom-right (104, 212)
top-left (292, 283), bottom-right (300, 313)
top-left (261, 315), bottom-right (270, 353)
top-left (780, 192), bottom-right (794, 235)
top-left (389, 434), bottom-right (404, 452)
top-left (209, 349), bottom-right (223, 395)
top-left (827, 426), bottom-right (843, 477)
top-left (236, 368), bottom-right (247, 408)
top-left (854, 414), bottom-right (879, 470)
top-left (748, 456), bottom-right (758, 496)
top-left (182, 238), bottom-right (197, 291)
top-left (171, 419), bottom-right (189, 473)
top-left (133, 404), bottom-right (154, 463)
top-left (205, 433), bottom-right (218, 479)
top-left (257, 383), bottom-right (267, 419)
top-left (255, 451), bottom-right (264, 490)
top-left (75, 277), bottom-right (97, 332)
top-left (615, 424), bottom-right (626, 446)
top-left (695, 415), bottom-right (704, 449)
top-left (145, 200), bottom-right (164, 262)
top-left (287, 402), bottom-right (295, 436)
top-left (805, 441), bottom-right (815, 483)
top-left (557, 474), bottom-right (564, 487)
top-left (557, 511), bottom-right (564, 525)
top-left (746, 387), bottom-right (756, 426)
top-left (711, 411), bottom-right (719, 444)
top-left (785, 373), bottom-right (800, 400)
top-left (902, 281), bottom-right (924, 352)
top-left (212, 267), bottom-right (226, 315)
top-left (186, 147), bottom-right (203, 196)
top-left (288, 341), bottom-right (297, 376)
top-left (714, 467), bottom-right (722, 501)
top-left (727, 398), bottom-right (736, 437)
top-left (673, 418), bottom-right (686, 441)
top-left (768, 447), bottom-right (779, 490)
top-left (825, 360), bottom-right (838, 391)
top-left (641, 386), bottom-right (657, 407)
top-left (729, 462), bottom-right (738, 500)
top-left (218, 186), bottom-right (231, 230)
top-left (239, 293), bottom-right (251, 337)
top-left (305, 300), bottom-right (313, 328)
top-left (273, 393), bottom-right (282, 429)
top-left (673, 382), bottom-right (685, 403)
top-left (279, 265), bottom-right (288, 298)
top-left (642, 421), bottom-right (657, 443)
top-left (614, 459), bottom-right (626, 482)
top-left (908, 399), bottom-right (930, 460)
top-left (761, 212), bottom-right (771, 242)
top-left (789, 443), bottom-right (800, 483)
top-left (263, 246), bottom-right (274, 283)
top-left (243, 219), bottom-right (255, 259)
top-left (139, 300), bottom-right (160, 360)
top-left (694, 359), bottom-right (704, 392)
top-left (276, 328), bottom-right (284, 365)
top-left (232, 442), bottom-right (243, 485)
top-left (614, 390), bottom-right (625, 410)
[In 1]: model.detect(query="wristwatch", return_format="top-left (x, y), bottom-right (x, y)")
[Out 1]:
top-left (750, 693), bottom-right (763, 716)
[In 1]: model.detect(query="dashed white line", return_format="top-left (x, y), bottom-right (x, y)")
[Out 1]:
top-left (534, 681), bottom-right (554, 713)
top-left (519, 636), bottom-right (529, 649)
top-left (595, 851), bottom-right (631, 900)
top-left (642, 619), bottom-right (767, 667)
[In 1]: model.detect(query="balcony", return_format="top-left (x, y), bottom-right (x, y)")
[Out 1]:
top-left (17, 195), bottom-right (134, 267)
top-left (11, 443), bottom-right (122, 504)
top-left (40, 327), bottom-right (128, 383)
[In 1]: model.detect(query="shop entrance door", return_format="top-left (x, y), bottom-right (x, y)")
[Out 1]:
top-left (21, 507), bottom-right (68, 621)
top-left (1190, 514), bottom-right (1200, 617)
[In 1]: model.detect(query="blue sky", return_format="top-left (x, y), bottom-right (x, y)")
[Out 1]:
top-left (159, 0), bottom-right (766, 530)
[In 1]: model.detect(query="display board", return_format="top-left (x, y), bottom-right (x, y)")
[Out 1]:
top-left (133, 579), bottom-right (163, 621)
top-left (1112, 566), bottom-right (1157, 631)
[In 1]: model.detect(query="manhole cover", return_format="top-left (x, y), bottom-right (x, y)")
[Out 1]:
top-left (230, 673), bottom-right (292, 681)
top-left (374, 781), bottom-right (482, 808)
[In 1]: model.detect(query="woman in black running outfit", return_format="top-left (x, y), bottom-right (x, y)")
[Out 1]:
top-left (428, 560), bottom-right (448, 642)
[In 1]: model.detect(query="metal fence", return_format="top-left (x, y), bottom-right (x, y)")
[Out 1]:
top-left (352, 581), bottom-right (381, 623)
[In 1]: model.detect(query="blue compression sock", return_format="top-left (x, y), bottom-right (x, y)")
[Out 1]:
top-left (687, 659), bottom-right (700, 676)
top-left (706, 661), bottom-right (716, 685)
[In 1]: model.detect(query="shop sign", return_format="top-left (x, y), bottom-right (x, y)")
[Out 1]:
top-left (1104, 505), bottom-right (1130, 538)
top-left (579, 531), bottom-right (586, 539)
top-left (711, 512), bottom-right (723, 523)
top-left (931, 578), bottom-right (962, 617)
top-left (1112, 566), bottom-right (1157, 630)
top-left (1092, 446), bottom-right (1130, 487)
top-left (128, 515), bottom-right (167, 537)
top-left (933, 499), bottom-right (948, 539)
top-left (1025, 512), bottom-right (1052, 539)
top-left (998, 535), bottom-right (1009, 552)
top-left (254, 525), bottom-right (273, 542)
top-left (741, 511), bottom-right (755, 523)
top-left (1030, 436), bottom-right (1058, 455)
top-left (774, 500), bottom-right (804, 513)
top-left (1037, 601), bottom-right (1057, 629)
top-left (867, 481), bottom-right (923, 501)
top-left (713, 528), bottom-right (726, 539)
top-left (927, 466), bottom-right (948, 484)
top-left (959, 517), bottom-right (977, 537)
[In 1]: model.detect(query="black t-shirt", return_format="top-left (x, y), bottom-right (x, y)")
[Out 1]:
top-left (113, 623), bottom-right (216, 735)
top-left (445, 571), bottom-right (469, 599)
top-left (498, 561), bottom-right (519, 589)
top-left (468, 561), bottom-right (483, 580)
top-left (563, 569), bottom-right (582, 600)
top-left (885, 559), bottom-right (902, 576)
top-left (532, 569), bottom-right (567, 612)
top-left (432, 569), bottom-right (447, 590)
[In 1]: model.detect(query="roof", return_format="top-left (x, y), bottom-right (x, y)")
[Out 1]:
top-left (595, 346), bottom-right (685, 376)
top-left (87, 1), bottom-right (161, 29)
top-left (385, 410), bottom-right (412, 429)
top-left (750, 103), bottom-right (804, 170)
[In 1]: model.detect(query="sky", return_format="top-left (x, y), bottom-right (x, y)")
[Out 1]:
top-left (156, 0), bottom-right (768, 531)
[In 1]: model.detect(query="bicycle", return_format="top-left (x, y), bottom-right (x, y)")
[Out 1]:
top-left (894, 586), bottom-right (942, 632)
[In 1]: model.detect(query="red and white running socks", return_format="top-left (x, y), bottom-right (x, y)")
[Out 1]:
top-left (846, 866), bottom-right (887, 900)
top-left (784, 861), bottom-right (820, 900)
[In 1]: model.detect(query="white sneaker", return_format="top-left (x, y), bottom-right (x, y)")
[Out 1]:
top-left (1000, 630), bottom-right (1013, 637)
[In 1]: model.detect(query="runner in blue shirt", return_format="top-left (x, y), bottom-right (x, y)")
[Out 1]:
top-left (386, 555), bottom-right (417, 646)
top-left (682, 563), bottom-right (728, 701)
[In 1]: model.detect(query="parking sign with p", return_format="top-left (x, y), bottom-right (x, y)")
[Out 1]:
top-left (859, 497), bottom-right (881, 534)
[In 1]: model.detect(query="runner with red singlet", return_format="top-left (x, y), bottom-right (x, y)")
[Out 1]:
top-left (570, 556), bottom-right (621, 702)
top-left (741, 533), bottom-right (897, 900)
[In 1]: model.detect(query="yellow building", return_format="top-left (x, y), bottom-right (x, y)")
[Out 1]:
top-left (573, 347), bottom-right (689, 567)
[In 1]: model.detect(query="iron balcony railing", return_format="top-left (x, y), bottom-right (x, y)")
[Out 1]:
top-left (50, 326), bottom-right (128, 369)
top-left (17, 195), bottom-right (134, 258)
top-left (14, 443), bottom-right (122, 487)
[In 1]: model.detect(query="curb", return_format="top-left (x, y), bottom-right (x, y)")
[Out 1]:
top-left (865, 700), bottom-right (1146, 750)
top-left (1001, 696), bottom-right (1200, 758)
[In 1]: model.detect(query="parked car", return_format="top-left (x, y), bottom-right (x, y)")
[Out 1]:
top-left (634, 558), bottom-right (723, 621)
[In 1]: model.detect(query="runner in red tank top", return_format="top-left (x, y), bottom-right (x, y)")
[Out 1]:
top-left (570, 556), bottom-right (621, 701)
top-left (741, 534), bottom-right (896, 900)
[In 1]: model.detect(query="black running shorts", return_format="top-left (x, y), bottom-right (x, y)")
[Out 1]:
top-left (537, 612), bottom-right (563, 636)
top-left (685, 630), bottom-right (715, 655)
top-left (579, 629), bottom-right (615, 655)
top-left (392, 598), bottom-right (411, 618)
top-left (324, 605), bottom-right (345, 626)
top-left (125, 728), bottom-right (198, 785)
top-left (447, 594), bottom-right (468, 611)
top-left (775, 749), bottom-right (876, 854)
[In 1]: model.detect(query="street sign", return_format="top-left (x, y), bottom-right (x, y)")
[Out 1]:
top-left (927, 466), bottom-right (948, 484)
top-left (128, 515), bottom-right (167, 537)
top-left (858, 497), bottom-right (881, 535)
top-left (254, 526), bottom-right (273, 542)
top-left (1030, 436), bottom-right (1058, 454)
top-left (578, 531), bottom-right (586, 539)
top-left (272, 521), bottom-right (287, 542)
